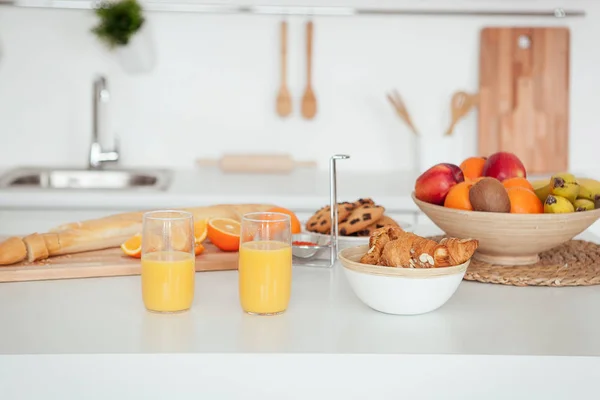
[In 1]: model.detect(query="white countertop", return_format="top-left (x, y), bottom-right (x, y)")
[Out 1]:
top-left (0, 167), bottom-right (422, 212)
top-left (1, 226), bottom-right (600, 399)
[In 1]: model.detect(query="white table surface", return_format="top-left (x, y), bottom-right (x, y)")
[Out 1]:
top-left (1, 226), bottom-right (600, 399)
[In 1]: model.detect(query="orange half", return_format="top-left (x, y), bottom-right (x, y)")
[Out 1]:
top-left (121, 233), bottom-right (142, 258)
top-left (208, 217), bottom-right (241, 252)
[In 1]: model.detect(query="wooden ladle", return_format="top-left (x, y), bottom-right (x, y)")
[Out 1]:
top-left (276, 20), bottom-right (292, 118)
top-left (301, 20), bottom-right (317, 120)
top-left (445, 91), bottom-right (479, 136)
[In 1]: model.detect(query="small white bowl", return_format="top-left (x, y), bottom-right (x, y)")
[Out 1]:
top-left (292, 232), bottom-right (331, 259)
top-left (338, 245), bottom-right (469, 315)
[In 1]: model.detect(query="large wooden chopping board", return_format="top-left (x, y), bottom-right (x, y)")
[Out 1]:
top-left (478, 27), bottom-right (570, 174)
top-left (0, 242), bottom-right (238, 283)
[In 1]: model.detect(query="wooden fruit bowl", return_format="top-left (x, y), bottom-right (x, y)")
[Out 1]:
top-left (412, 192), bottom-right (600, 266)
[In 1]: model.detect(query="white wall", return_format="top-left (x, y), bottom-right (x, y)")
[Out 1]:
top-left (0, 0), bottom-right (597, 172)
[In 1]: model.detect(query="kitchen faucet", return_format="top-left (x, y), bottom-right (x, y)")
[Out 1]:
top-left (89, 76), bottom-right (119, 169)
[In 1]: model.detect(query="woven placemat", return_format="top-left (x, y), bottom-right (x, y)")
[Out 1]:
top-left (427, 236), bottom-right (600, 287)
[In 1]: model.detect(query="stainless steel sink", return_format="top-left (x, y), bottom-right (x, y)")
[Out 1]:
top-left (0, 167), bottom-right (172, 191)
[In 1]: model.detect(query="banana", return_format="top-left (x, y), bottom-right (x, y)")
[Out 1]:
top-left (576, 177), bottom-right (600, 203)
top-left (530, 179), bottom-right (551, 190)
top-left (544, 195), bottom-right (575, 213)
top-left (534, 183), bottom-right (551, 204)
top-left (549, 173), bottom-right (580, 204)
top-left (573, 198), bottom-right (595, 212)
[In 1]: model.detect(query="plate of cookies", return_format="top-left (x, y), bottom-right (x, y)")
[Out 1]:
top-left (304, 198), bottom-right (413, 251)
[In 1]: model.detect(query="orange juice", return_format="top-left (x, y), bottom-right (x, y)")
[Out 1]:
top-left (141, 251), bottom-right (195, 313)
top-left (238, 240), bottom-right (292, 315)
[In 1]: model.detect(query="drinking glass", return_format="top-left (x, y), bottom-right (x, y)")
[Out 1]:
top-left (238, 212), bottom-right (292, 315)
top-left (141, 210), bottom-right (195, 313)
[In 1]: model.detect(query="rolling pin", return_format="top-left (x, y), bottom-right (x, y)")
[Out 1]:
top-left (196, 154), bottom-right (317, 174)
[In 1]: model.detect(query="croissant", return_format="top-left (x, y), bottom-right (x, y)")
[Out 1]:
top-left (360, 226), bottom-right (405, 265)
top-left (363, 228), bottom-right (478, 269)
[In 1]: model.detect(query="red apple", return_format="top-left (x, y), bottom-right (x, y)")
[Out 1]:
top-left (482, 152), bottom-right (527, 181)
top-left (415, 163), bottom-right (464, 205)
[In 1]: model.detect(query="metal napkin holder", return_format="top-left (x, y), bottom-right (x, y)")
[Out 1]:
top-left (292, 154), bottom-right (350, 268)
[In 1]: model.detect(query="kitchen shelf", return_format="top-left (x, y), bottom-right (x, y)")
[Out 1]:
top-left (0, 1), bottom-right (586, 18)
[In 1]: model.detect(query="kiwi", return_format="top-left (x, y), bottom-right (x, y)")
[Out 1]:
top-left (469, 178), bottom-right (511, 213)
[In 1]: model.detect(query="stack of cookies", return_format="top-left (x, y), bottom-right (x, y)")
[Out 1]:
top-left (305, 198), bottom-right (400, 237)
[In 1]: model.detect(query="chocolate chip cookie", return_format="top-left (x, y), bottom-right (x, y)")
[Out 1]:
top-left (348, 215), bottom-right (400, 237)
top-left (338, 204), bottom-right (385, 236)
top-left (305, 202), bottom-right (354, 234)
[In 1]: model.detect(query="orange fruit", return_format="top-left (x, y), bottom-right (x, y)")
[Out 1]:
top-left (267, 207), bottom-right (301, 234)
top-left (459, 157), bottom-right (486, 181)
top-left (507, 187), bottom-right (543, 214)
top-left (194, 219), bottom-right (208, 243)
top-left (194, 243), bottom-right (205, 256)
top-left (502, 177), bottom-right (534, 192)
top-left (444, 181), bottom-right (473, 211)
top-left (121, 233), bottom-right (142, 258)
top-left (207, 217), bottom-right (241, 252)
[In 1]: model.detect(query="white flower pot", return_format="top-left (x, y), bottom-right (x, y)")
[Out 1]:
top-left (115, 22), bottom-right (156, 74)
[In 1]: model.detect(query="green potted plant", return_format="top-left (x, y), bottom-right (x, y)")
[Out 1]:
top-left (92, 0), bottom-right (156, 73)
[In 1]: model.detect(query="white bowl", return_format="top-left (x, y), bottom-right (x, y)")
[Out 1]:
top-left (338, 245), bottom-right (469, 315)
top-left (292, 232), bottom-right (331, 259)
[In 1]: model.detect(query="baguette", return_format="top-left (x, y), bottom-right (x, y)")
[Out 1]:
top-left (0, 237), bottom-right (27, 265)
top-left (0, 203), bottom-right (275, 265)
top-left (23, 233), bottom-right (49, 262)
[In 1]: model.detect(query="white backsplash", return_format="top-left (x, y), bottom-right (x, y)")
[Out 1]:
top-left (0, 0), bottom-right (598, 172)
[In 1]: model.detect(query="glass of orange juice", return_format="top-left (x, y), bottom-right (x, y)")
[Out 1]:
top-left (141, 210), bottom-right (195, 313)
top-left (239, 212), bottom-right (292, 316)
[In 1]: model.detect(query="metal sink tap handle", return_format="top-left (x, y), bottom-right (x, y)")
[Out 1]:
top-left (89, 76), bottom-right (119, 169)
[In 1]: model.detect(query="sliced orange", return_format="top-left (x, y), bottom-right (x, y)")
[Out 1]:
top-left (170, 227), bottom-right (193, 252)
top-left (207, 217), bottom-right (241, 252)
top-left (194, 219), bottom-right (208, 244)
top-left (194, 243), bottom-right (205, 256)
top-left (121, 233), bottom-right (142, 258)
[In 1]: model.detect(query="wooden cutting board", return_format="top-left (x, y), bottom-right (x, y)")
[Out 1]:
top-left (0, 242), bottom-right (238, 283)
top-left (478, 27), bottom-right (570, 174)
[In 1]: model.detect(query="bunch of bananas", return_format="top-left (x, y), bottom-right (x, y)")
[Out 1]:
top-left (532, 173), bottom-right (600, 213)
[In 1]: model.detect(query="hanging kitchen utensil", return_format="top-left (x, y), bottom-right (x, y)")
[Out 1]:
top-left (301, 20), bottom-right (317, 120)
top-left (276, 20), bottom-right (292, 117)
top-left (444, 91), bottom-right (478, 136)
top-left (386, 89), bottom-right (419, 135)
top-left (478, 27), bottom-right (570, 173)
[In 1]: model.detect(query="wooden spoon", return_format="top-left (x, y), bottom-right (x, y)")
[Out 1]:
top-left (445, 91), bottom-right (479, 136)
top-left (386, 89), bottom-right (419, 136)
top-left (276, 20), bottom-right (292, 118)
top-left (301, 20), bottom-right (317, 120)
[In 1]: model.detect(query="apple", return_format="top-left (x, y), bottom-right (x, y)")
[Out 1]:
top-left (482, 152), bottom-right (527, 181)
top-left (415, 163), bottom-right (465, 205)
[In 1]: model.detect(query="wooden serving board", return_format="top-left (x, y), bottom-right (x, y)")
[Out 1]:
top-left (478, 27), bottom-right (570, 174)
top-left (0, 242), bottom-right (238, 283)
